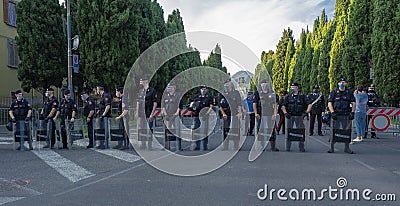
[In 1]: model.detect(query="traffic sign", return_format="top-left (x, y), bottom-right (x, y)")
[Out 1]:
top-left (73, 54), bottom-right (79, 73)
top-left (371, 113), bottom-right (390, 132)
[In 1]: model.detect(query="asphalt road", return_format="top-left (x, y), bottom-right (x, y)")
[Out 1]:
top-left (0, 124), bottom-right (399, 206)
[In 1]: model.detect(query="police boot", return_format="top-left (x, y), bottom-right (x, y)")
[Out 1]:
top-left (286, 140), bottom-right (291, 152)
top-left (28, 141), bottom-right (33, 150)
top-left (344, 142), bottom-right (354, 154)
top-left (327, 139), bottom-right (335, 153)
top-left (233, 140), bottom-right (239, 150)
top-left (299, 142), bottom-right (305, 152)
top-left (147, 140), bottom-right (153, 151)
top-left (270, 141), bottom-right (279, 152)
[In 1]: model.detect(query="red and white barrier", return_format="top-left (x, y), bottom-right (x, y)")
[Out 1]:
top-left (152, 108), bottom-right (193, 117)
top-left (367, 108), bottom-right (400, 116)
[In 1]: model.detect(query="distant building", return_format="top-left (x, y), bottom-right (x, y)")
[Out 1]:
top-left (231, 70), bottom-right (254, 99)
top-left (0, 0), bottom-right (44, 107)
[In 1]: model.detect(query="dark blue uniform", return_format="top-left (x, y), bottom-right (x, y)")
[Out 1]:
top-left (328, 88), bottom-right (355, 153)
top-left (10, 99), bottom-right (31, 121)
top-left (254, 90), bottom-right (278, 150)
top-left (218, 90), bottom-right (241, 150)
top-left (10, 99), bottom-right (32, 149)
top-left (283, 92), bottom-right (307, 152)
top-left (97, 92), bottom-right (112, 148)
top-left (190, 93), bottom-right (214, 150)
top-left (365, 90), bottom-right (380, 138)
top-left (84, 97), bottom-right (95, 147)
top-left (59, 98), bottom-right (77, 148)
top-left (162, 92), bottom-right (183, 150)
top-left (137, 87), bottom-right (157, 149)
top-left (307, 93), bottom-right (325, 135)
top-left (43, 96), bottom-right (59, 148)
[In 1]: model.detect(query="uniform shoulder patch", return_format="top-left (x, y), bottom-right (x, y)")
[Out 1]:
top-left (88, 101), bottom-right (92, 105)
top-left (105, 98), bottom-right (108, 101)
top-left (74, 104), bottom-right (77, 107)
top-left (53, 102), bottom-right (57, 106)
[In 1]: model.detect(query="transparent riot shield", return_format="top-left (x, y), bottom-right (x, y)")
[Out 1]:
top-left (55, 120), bottom-right (62, 149)
top-left (36, 119), bottom-right (48, 148)
top-left (35, 119), bottom-right (55, 149)
top-left (66, 119), bottom-right (85, 149)
top-left (164, 115), bottom-right (181, 151)
top-left (109, 118), bottom-right (126, 148)
top-left (254, 115), bottom-right (275, 151)
top-left (137, 117), bottom-right (153, 142)
top-left (285, 115), bottom-right (307, 151)
top-left (13, 121), bottom-right (31, 151)
top-left (221, 116), bottom-right (241, 150)
top-left (192, 112), bottom-right (215, 151)
top-left (331, 115), bottom-right (352, 143)
top-left (94, 117), bottom-right (110, 149)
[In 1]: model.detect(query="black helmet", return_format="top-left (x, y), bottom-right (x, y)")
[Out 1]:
top-left (6, 121), bottom-right (13, 131)
top-left (322, 113), bottom-right (331, 124)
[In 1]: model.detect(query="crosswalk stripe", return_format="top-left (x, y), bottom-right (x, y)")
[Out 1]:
top-left (0, 197), bottom-right (25, 205)
top-left (91, 149), bottom-right (141, 163)
top-left (32, 150), bottom-right (95, 183)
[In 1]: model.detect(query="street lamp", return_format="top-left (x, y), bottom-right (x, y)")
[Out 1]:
top-left (66, 0), bottom-right (79, 99)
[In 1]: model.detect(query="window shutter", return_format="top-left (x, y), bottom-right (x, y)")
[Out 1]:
top-left (3, 0), bottom-right (9, 23)
top-left (14, 42), bottom-right (19, 67)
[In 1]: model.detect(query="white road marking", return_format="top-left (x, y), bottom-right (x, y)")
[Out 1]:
top-left (32, 150), bottom-right (95, 183)
top-left (91, 149), bottom-right (141, 163)
top-left (393, 171), bottom-right (400, 176)
top-left (0, 197), bottom-right (25, 205)
top-left (353, 159), bottom-right (376, 170)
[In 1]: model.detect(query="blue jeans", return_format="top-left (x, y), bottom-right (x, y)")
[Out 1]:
top-left (354, 112), bottom-right (366, 137)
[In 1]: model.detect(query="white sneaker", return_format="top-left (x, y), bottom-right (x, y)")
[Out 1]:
top-left (352, 137), bottom-right (361, 142)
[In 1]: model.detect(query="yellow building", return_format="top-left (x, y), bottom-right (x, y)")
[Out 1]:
top-left (0, 0), bottom-right (20, 106)
top-left (0, 0), bottom-right (45, 107)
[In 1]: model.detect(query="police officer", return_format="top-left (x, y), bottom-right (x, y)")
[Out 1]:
top-left (277, 90), bottom-right (288, 135)
top-left (189, 84), bottom-right (214, 150)
top-left (135, 77), bottom-right (157, 150)
top-left (9, 90), bottom-right (33, 150)
top-left (41, 88), bottom-right (59, 149)
top-left (96, 84), bottom-right (112, 149)
top-left (161, 82), bottom-right (183, 151)
top-left (56, 90), bottom-right (77, 149)
top-left (365, 84), bottom-right (380, 139)
top-left (114, 87), bottom-right (130, 150)
top-left (253, 79), bottom-right (279, 151)
top-left (308, 85), bottom-right (325, 136)
top-left (327, 77), bottom-right (356, 154)
top-left (219, 79), bottom-right (242, 150)
top-left (81, 91), bottom-right (95, 148)
top-left (243, 91), bottom-right (255, 136)
top-left (282, 82), bottom-right (312, 152)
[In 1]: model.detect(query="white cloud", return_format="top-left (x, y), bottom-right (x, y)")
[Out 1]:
top-left (158, 0), bottom-right (335, 74)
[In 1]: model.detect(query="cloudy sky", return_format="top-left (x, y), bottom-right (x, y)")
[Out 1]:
top-left (158, 0), bottom-right (335, 74)
top-left (60, 0), bottom-right (335, 74)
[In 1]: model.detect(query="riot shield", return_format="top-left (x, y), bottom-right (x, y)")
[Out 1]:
top-left (109, 118), bottom-right (126, 148)
top-left (94, 117), bottom-right (110, 148)
top-left (331, 115), bottom-right (352, 143)
top-left (285, 115), bottom-right (306, 142)
top-left (13, 121), bottom-right (30, 151)
top-left (66, 119), bottom-right (85, 149)
top-left (164, 115), bottom-right (181, 150)
top-left (137, 117), bottom-right (153, 142)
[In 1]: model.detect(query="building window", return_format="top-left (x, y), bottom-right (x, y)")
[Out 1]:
top-left (7, 39), bottom-right (19, 68)
top-left (3, 0), bottom-right (17, 27)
